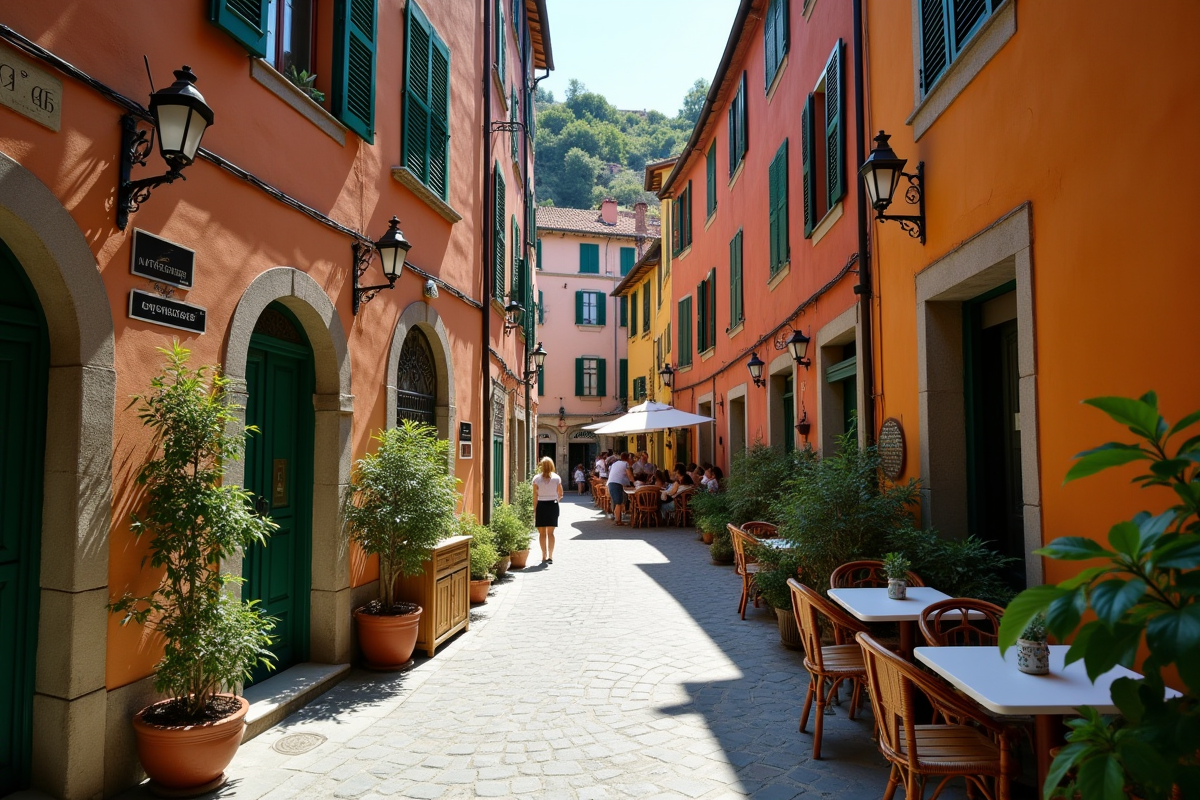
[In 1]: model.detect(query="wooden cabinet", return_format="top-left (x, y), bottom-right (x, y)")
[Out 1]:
top-left (392, 535), bottom-right (470, 656)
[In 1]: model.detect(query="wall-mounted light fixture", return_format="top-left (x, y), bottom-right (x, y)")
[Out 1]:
top-left (522, 341), bottom-right (547, 386)
top-left (659, 363), bottom-right (675, 389)
top-left (773, 326), bottom-right (811, 368)
top-left (352, 216), bottom-right (411, 314)
top-left (859, 130), bottom-right (925, 244)
top-left (118, 66), bottom-right (214, 230)
top-left (747, 352), bottom-right (766, 388)
top-left (503, 297), bottom-right (525, 335)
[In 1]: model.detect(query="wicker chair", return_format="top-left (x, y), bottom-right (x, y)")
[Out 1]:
top-left (729, 524), bottom-right (762, 619)
top-left (740, 521), bottom-right (778, 539)
top-left (594, 483), bottom-right (611, 516)
top-left (856, 632), bottom-right (1017, 800)
top-left (919, 598), bottom-right (1006, 647)
top-left (788, 580), bottom-right (869, 760)
top-left (630, 487), bottom-right (660, 528)
top-left (673, 489), bottom-right (694, 526)
top-left (830, 559), bottom-right (925, 589)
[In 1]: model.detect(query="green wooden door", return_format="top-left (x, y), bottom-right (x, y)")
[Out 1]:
top-left (492, 438), bottom-right (504, 504)
top-left (781, 375), bottom-right (795, 454)
top-left (0, 239), bottom-right (48, 794)
top-left (243, 305), bottom-right (314, 686)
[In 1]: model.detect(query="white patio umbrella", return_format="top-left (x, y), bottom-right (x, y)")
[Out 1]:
top-left (589, 400), bottom-right (714, 435)
top-left (581, 421), bottom-right (610, 431)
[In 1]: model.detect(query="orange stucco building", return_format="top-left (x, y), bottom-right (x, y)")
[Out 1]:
top-left (0, 1), bottom-right (550, 795)
top-left (860, 0), bottom-right (1200, 590)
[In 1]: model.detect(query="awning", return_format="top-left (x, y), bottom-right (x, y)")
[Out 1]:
top-left (589, 401), bottom-right (714, 435)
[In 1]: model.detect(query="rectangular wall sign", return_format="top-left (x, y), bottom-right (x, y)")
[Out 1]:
top-left (128, 289), bottom-right (207, 334)
top-left (131, 229), bottom-right (196, 289)
top-left (459, 422), bottom-right (472, 442)
top-left (0, 43), bottom-right (62, 131)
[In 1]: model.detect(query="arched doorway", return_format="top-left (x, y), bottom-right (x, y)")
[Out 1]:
top-left (242, 303), bottom-right (315, 684)
top-left (396, 327), bottom-right (438, 427)
top-left (0, 237), bottom-right (48, 794)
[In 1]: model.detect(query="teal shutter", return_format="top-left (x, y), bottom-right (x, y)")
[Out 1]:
top-left (696, 279), bottom-right (706, 353)
top-left (678, 297), bottom-right (692, 366)
top-left (730, 231), bottom-right (743, 324)
top-left (493, 165), bottom-right (506, 297)
top-left (620, 296), bottom-right (627, 327)
top-left (684, 181), bottom-right (693, 247)
top-left (768, 151), bottom-right (780, 271)
top-left (620, 247), bottom-right (636, 276)
top-left (538, 290), bottom-right (544, 323)
top-left (536, 237), bottom-right (542, 269)
top-left (642, 285), bottom-right (650, 331)
top-left (825, 40), bottom-right (844, 209)
top-left (575, 358), bottom-right (584, 396)
top-left (920, 0), bottom-right (949, 92)
top-left (511, 88), bottom-right (519, 161)
top-left (333, 0), bottom-right (377, 143)
top-left (708, 269), bottom-right (718, 349)
top-left (727, 102), bottom-right (737, 176)
top-left (538, 365), bottom-right (544, 396)
top-left (764, 0), bottom-right (777, 87)
top-left (402, 2), bottom-right (450, 197)
top-left (596, 358), bottom-right (607, 398)
top-left (774, 140), bottom-right (789, 271)
top-left (495, 0), bottom-right (506, 85)
top-left (428, 32), bottom-right (451, 197)
top-left (801, 94), bottom-right (815, 238)
top-left (619, 359), bottom-right (628, 402)
top-left (580, 243), bottom-right (599, 273)
top-left (209, 0), bottom-right (269, 56)
top-left (737, 73), bottom-right (748, 163)
top-left (574, 290), bottom-right (583, 324)
top-left (706, 141), bottom-right (717, 216)
top-left (630, 289), bottom-right (638, 335)
top-left (596, 292), bottom-right (607, 326)
top-left (511, 217), bottom-right (521, 294)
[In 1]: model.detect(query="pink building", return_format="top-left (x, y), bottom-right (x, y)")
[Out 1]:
top-left (534, 200), bottom-right (657, 470)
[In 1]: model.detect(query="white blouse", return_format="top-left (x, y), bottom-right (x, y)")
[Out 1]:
top-left (532, 473), bottom-right (562, 501)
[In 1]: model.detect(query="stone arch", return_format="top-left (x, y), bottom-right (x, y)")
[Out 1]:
top-left (225, 267), bottom-right (354, 665)
top-left (385, 301), bottom-right (457, 474)
top-left (0, 152), bottom-right (116, 799)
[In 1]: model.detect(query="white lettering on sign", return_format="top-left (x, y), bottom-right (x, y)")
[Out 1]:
top-left (0, 43), bottom-right (62, 132)
top-left (136, 255), bottom-right (190, 283)
top-left (140, 297), bottom-right (198, 323)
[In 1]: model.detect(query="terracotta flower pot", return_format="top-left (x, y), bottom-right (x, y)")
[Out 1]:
top-left (132, 694), bottom-right (248, 795)
top-left (493, 555), bottom-right (511, 579)
top-left (776, 607), bottom-right (803, 650)
top-left (702, 531), bottom-right (714, 545)
top-left (509, 549), bottom-right (530, 569)
top-left (470, 578), bottom-right (492, 604)
top-left (355, 605), bottom-right (422, 669)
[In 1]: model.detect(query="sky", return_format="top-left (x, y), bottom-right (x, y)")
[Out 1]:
top-left (538, 0), bottom-right (739, 116)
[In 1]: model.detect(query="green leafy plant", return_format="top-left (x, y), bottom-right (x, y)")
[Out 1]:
top-left (691, 489), bottom-right (732, 537)
top-left (108, 344), bottom-right (276, 721)
top-left (286, 65), bottom-right (325, 103)
top-left (490, 501), bottom-right (529, 555)
top-left (342, 421), bottom-right (460, 611)
top-left (1020, 612), bottom-right (1047, 643)
top-left (886, 526), bottom-right (1017, 605)
top-left (772, 429), bottom-right (921, 595)
top-left (710, 525), bottom-right (734, 563)
top-left (997, 393), bottom-right (1200, 800)
top-left (883, 552), bottom-right (912, 581)
top-left (722, 442), bottom-right (804, 525)
top-left (753, 546), bottom-right (804, 611)
top-left (464, 514), bottom-right (499, 581)
top-left (513, 479), bottom-right (537, 536)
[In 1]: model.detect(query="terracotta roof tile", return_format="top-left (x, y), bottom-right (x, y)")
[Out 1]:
top-left (535, 206), bottom-right (661, 239)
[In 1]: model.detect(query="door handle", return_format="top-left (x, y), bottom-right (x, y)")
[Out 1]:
top-left (255, 496), bottom-right (270, 516)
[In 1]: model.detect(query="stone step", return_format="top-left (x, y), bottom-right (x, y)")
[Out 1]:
top-left (242, 662), bottom-right (350, 741)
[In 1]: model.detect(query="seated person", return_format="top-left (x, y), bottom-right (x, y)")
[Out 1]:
top-left (660, 471), bottom-right (694, 515)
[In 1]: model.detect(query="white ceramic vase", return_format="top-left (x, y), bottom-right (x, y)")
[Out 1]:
top-left (1016, 639), bottom-right (1050, 675)
top-left (887, 578), bottom-right (907, 600)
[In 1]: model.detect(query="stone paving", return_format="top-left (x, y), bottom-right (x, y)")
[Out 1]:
top-left (122, 495), bottom-right (997, 800)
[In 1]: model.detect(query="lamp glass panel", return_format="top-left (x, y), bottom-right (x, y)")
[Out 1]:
top-left (181, 110), bottom-right (208, 162)
top-left (788, 335), bottom-right (808, 362)
top-left (155, 104), bottom-right (191, 157)
top-left (869, 166), bottom-right (894, 207)
top-left (747, 359), bottom-right (764, 379)
top-left (379, 246), bottom-right (403, 280)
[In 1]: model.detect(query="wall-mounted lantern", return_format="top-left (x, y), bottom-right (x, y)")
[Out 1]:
top-left (773, 327), bottom-right (811, 369)
top-left (522, 342), bottom-right (547, 386)
top-left (352, 216), bottom-right (411, 314)
top-left (118, 66), bottom-right (214, 230)
top-left (747, 352), bottom-right (766, 388)
top-left (859, 130), bottom-right (926, 244)
top-left (659, 363), bottom-right (675, 389)
top-left (504, 298), bottom-right (526, 335)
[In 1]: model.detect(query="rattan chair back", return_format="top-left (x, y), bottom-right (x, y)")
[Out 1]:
top-left (919, 598), bottom-right (1006, 647)
top-left (741, 521), bottom-right (778, 539)
top-left (633, 486), bottom-right (659, 527)
top-left (673, 489), bottom-right (693, 526)
top-left (830, 559), bottom-right (925, 589)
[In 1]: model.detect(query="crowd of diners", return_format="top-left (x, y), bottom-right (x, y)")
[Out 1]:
top-left (573, 450), bottom-right (723, 526)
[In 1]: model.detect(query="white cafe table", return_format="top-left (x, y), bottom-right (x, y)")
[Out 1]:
top-left (827, 586), bottom-right (955, 657)
top-left (914, 644), bottom-right (1182, 788)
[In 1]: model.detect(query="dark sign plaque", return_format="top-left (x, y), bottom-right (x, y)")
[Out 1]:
top-left (459, 422), bottom-right (472, 442)
top-left (879, 417), bottom-right (906, 481)
top-left (128, 289), bottom-right (207, 334)
top-left (131, 229), bottom-right (196, 289)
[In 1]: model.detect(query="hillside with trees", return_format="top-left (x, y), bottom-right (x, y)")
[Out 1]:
top-left (534, 78), bottom-right (708, 212)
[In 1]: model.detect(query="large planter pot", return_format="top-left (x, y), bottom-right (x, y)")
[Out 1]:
top-left (776, 607), bottom-right (803, 650)
top-left (470, 578), bottom-right (492, 604)
top-left (132, 694), bottom-right (248, 795)
top-left (355, 605), bottom-right (422, 670)
top-left (509, 549), bottom-right (531, 569)
top-left (1016, 638), bottom-right (1050, 675)
top-left (493, 555), bottom-right (511, 579)
top-left (701, 531), bottom-right (715, 545)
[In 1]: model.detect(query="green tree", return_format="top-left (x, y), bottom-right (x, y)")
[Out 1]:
top-left (567, 90), bottom-right (618, 124)
top-left (558, 147), bottom-right (603, 208)
top-left (534, 86), bottom-right (555, 104)
top-left (678, 78), bottom-right (710, 128)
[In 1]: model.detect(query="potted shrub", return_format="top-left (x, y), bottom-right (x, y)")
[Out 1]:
top-left (883, 552), bottom-right (912, 599)
top-left (464, 514), bottom-right (498, 604)
top-left (108, 344), bottom-right (276, 794)
top-left (489, 501), bottom-right (526, 578)
top-left (1015, 612), bottom-right (1049, 675)
top-left (755, 546), bottom-right (804, 649)
top-left (692, 490), bottom-right (731, 546)
top-left (509, 481), bottom-right (536, 568)
top-left (342, 420), bottom-right (459, 670)
top-left (709, 526), bottom-right (735, 565)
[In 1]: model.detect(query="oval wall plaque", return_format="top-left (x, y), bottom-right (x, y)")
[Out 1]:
top-left (878, 417), bottom-right (906, 481)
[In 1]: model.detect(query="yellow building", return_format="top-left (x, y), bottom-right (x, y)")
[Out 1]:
top-left (610, 157), bottom-right (678, 468)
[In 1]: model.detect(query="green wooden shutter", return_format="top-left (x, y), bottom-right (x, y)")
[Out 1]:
top-left (707, 269), bottom-right (717, 349)
top-left (730, 230), bottom-right (742, 324)
top-left (620, 247), bottom-right (636, 276)
top-left (575, 358), bottom-right (584, 396)
top-left (538, 290), bottom-right (544, 323)
top-left (511, 217), bottom-right (521, 294)
top-left (620, 296), bottom-right (627, 327)
top-left (678, 297), bottom-right (692, 366)
top-left (536, 237), bottom-right (542, 269)
top-left (429, 33), bottom-right (451, 197)
top-left (580, 243), bottom-right (599, 273)
top-left (496, 0), bottom-right (506, 85)
top-left (333, 0), bottom-right (377, 143)
top-left (619, 359), bottom-right (628, 402)
top-left (643, 285), bottom-right (650, 331)
top-left (403, 4), bottom-right (431, 185)
top-left (494, 165), bottom-right (506, 298)
top-left (801, 94), bottom-right (815, 238)
top-left (825, 40), bottom-right (844, 209)
top-left (727, 102), bottom-right (738, 176)
top-left (706, 140), bottom-right (717, 216)
top-left (511, 88), bottom-right (519, 161)
top-left (629, 289), bottom-right (638, 335)
top-left (920, 0), bottom-right (949, 92)
top-left (596, 292), bottom-right (607, 326)
top-left (574, 290), bottom-right (584, 324)
top-left (685, 181), bottom-right (693, 247)
top-left (597, 358), bottom-right (607, 398)
top-left (209, 0), bottom-right (269, 56)
top-left (538, 365), bottom-right (544, 396)
top-left (696, 279), bottom-right (707, 353)
top-left (775, 140), bottom-right (789, 271)
top-left (764, 0), bottom-right (777, 88)
top-left (738, 72), bottom-right (748, 162)
top-left (768, 151), bottom-right (780, 271)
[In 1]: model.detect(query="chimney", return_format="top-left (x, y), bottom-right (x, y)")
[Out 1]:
top-left (601, 197), bottom-right (618, 225)
top-left (634, 202), bottom-right (647, 234)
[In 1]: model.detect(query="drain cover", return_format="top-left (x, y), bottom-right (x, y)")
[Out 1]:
top-left (272, 732), bottom-right (326, 755)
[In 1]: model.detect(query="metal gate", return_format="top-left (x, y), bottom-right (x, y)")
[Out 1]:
top-left (397, 327), bottom-right (437, 427)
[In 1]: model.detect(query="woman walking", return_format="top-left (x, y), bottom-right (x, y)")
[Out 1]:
top-left (532, 456), bottom-right (564, 564)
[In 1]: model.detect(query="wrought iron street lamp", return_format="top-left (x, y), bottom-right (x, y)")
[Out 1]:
top-left (859, 130), bottom-right (926, 244)
top-left (352, 216), bottom-right (411, 314)
top-left (520, 341), bottom-right (547, 387)
top-left (659, 363), bottom-right (675, 389)
top-left (747, 352), bottom-right (766, 388)
top-left (117, 65), bottom-right (215, 229)
top-left (504, 298), bottom-right (526, 335)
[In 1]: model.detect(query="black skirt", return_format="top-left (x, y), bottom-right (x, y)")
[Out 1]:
top-left (535, 499), bottom-right (560, 527)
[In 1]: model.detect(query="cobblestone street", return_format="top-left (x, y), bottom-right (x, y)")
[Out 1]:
top-left (131, 497), bottom-right (913, 799)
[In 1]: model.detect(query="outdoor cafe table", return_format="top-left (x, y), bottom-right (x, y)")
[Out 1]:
top-left (914, 644), bottom-right (1182, 789)
top-left (827, 586), bottom-right (956, 658)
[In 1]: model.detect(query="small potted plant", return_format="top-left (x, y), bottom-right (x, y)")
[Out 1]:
top-left (755, 547), bottom-right (804, 650)
top-left (509, 481), bottom-right (536, 569)
top-left (464, 514), bottom-right (499, 604)
top-left (489, 501), bottom-right (526, 578)
top-left (883, 552), bottom-right (911, 599)
top-left (343, 420), bottom-right (460, 670)
top-left (109, 344), bottom-right (276, 794)
top-left (1016, 612), bottom-right (1049, 675)
top-left (710, 526), bottom-right (735, 565)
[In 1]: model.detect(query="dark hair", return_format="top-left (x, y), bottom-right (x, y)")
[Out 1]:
top-left (701, 462), bottom-right (713, 471)
top-left (687, 462), bottom-right (698, 472)
top-left (656, 469), bottom-right (669, 483)
top-left (679, 474), bottom-right (694, 486)
top-left (674, 462), bottom-right (686, 474)
top-left (713, 465), bottom-right (724, 480)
